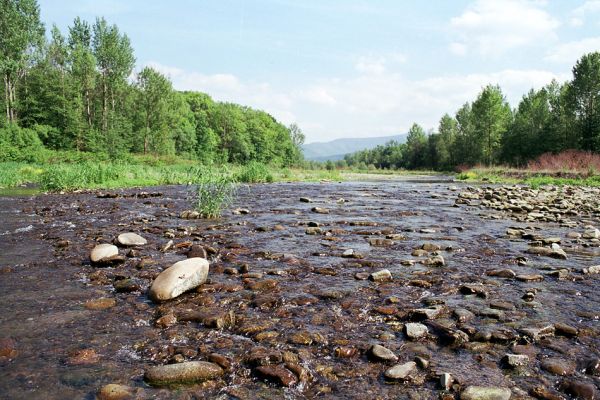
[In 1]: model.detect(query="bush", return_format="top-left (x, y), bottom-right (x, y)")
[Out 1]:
top-left (235, 161), bottom-right (273, 183)
top-left (194, 168), bottom-right (237, 218)
top-left (527, 150), bottom-right (600, 174)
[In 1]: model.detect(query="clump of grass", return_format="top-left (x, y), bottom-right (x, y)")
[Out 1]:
top-left (235, 161), bottom-right (273, 183)
top-left (194, 168), bottom-right (237, 218)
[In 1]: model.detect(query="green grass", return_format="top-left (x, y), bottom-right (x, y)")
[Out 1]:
top-left (456, 167), bottom-right (600, 187)
top-left (194, 167), bottom-right (237, 218)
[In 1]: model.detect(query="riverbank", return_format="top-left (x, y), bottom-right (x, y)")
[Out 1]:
top-left (456, 167), bottom-right (600, 188)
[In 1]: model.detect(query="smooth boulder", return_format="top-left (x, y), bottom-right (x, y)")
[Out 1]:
top-left (90, 244), bottom-right (119, 263)
top-left (461, 386), bottom-right (511, 400)
top-left (117, 233), bottom-right (147, 246)
top-left (144, 361), bottom-right (223, 386)
top-left (149, 258), bottom-right (209, 302)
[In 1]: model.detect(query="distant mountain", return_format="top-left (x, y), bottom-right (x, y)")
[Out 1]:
top-left (302, 134), bottom-right (408, 161)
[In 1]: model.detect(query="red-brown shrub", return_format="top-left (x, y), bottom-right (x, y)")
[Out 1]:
top-left (527, 150), bottom-right (600, 173)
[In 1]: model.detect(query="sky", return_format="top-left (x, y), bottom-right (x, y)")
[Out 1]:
top-left (39, 0), bottom-right (600, 143)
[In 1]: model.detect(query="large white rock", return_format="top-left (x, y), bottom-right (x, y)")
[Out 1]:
top-left (90, 244), bottom-right (119, 263)
top-left (149, 258), bottom-right (209, 302)
top-left (117, 232), bottom-right (147, 246)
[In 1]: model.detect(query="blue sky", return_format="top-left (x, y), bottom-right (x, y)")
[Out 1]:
top-left (39, 0), bottom-right (600, 143)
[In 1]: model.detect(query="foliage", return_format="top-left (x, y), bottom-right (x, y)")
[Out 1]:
top-left (194, 168), bottom-right (237, 218)
top-left (235, 161), bottom-right (274, 183)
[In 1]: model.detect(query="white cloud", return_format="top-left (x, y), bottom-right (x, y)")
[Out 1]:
top-left (545, 37), bottom-right (600, 64)
top-left (450, 0), bottom-right (560, 56)
top-left (570, 1), bottom-right (600, 26)
top-left (143, 61), bottom-right (566, 143)
top-left (355, 56), bottom-right (386, 74)
top-left (354, 52), bottom-right (406, 75)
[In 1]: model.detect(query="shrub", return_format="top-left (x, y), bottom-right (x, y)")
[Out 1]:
top-left (194, 169), bottom-right (237, 218)
top-left (527, 150), bottom-right (600, 174)
top-left (235, 161), bottom-right (273, 183)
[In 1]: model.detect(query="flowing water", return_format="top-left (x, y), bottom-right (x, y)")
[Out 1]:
top-left (0, 179), bottom-right (598, 399)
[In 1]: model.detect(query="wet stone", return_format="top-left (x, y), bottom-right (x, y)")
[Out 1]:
top-left (368, 344), bottom-right (398, 362)
top-left (405, 323), bottom-right (428, 340)
top-left (90, 244), bottom-right (119, 263)
top-left (97, 384), bottom-right (136, 400)
top-left (541, 358), bottom-right (575, 376)
top-left (460, 386), bottom-right (511, 400)
top-left (486, 268), bottom-right (516, 278)
top-left (144, 361), bottom-right (223, 386)
top-left (84, 297), bottom-right (116, 310)
top-left (116, 232), bottom-right (147, 246)
top-left (369, 269), bottom-right (392, 282)
top-left (384, 361), bottom-right (416, 380)
top-left (149, 257), bottom-right (209, 302)
top-left (561, 380), bottom-right (598, 400)
top-left (503, 353), bottom-right (529, 368)
top-left (255, 365), bottom-right (298, 387)
top-left (311, 207), bottom-right (329, 214)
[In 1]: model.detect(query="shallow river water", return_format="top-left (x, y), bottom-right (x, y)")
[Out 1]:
top-left (0, 179), bottom-right (598, 399)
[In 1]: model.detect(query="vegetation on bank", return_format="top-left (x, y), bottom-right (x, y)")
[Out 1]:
top-left (343, 52), bottom-right (600, 172)
top-left (1, 1), bottom-right (304, 168)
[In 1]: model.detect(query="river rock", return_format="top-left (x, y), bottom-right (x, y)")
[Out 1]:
top-left (561, 380), bottom-right (598, 400)
top-left (97, 383), bottom-right (135, 400)
top-left (369, 269), bottom-right (392, 282)
top-left (405, 323), bottom-right (428, 340)
top-left (90, 244), bottom-right (119, 263)
top-left (584, 265), bottom-right (600, 274)
top-left (255, 365), bottom-right (298, 387)
top-left (117, 233), bottom-right (147, 246)
top-left (541, 358), bottom-right (575, 376)
top-left (384, 361), bottom-right (416, 380)
top-left (503, 353), bottom-right (529, 368)
top-left (149, 258), bottom-right (209, 302)
top-left (85, 298), bottom-right (116, 310)
top-left (583, 228), bottom-right (600, 239)
top-left (144, 361), bottom-right (223, 386)
top-left (460, 386), bottom-right (512, 400)
top-left (368, 344), bottom-right (398, 362)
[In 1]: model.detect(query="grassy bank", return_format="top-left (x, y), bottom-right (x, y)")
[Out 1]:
top-left (456, 167), bottom-right (600, 188)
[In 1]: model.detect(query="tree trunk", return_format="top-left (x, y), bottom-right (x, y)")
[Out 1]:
top-left (102, 75), bottom-right (108, 133)
top-left (4, 74), bottom-right (9, 122)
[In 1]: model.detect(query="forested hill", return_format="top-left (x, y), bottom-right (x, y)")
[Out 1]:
top-left (0, 1), bottom-right (305, 165)
top-left (344, 52), bottom-right (600, 171)
top-left (302, 134), bottom-right (408, 161)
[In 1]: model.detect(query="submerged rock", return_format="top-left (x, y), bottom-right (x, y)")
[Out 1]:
top-left (149, 258), bottom-right (209, 302)
top-left (97, 383), bottom-right (135, 400)
top-left (117, 233), bottom-right (147, 246)
top-left (405, 323), bottom-right (428, 340)
top-left (144, 361), bottom-right (223, 386)
top-left (460, 386), bottom-right (511, 400)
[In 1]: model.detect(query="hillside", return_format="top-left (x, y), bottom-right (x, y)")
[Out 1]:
top-left (302, 134), bottom-right (408, 161)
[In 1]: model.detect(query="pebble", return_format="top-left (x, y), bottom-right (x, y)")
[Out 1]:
top-left (311, 207), bottom-right (329, 214)
top-left (561, 380), bottom-right (598, 400)
top-left (144, 361), bottom-right (223, 386)
top-left (503, 353), bottom-right (529, 368)
top-left (84, 298), bottom-right (116, 310)
top-left (486, 269), bottom-right (516, 278)
top-left (97, 384), bottom-right (135, 400)
top-left (460, 386), bottom-right (511, 400)
top-left (541, 358), bottom-right (575, 376)
top-left (368, 344), bottom-right (398, 362)
top-left (584, 265), bottom-right (600, 274)
top-left (149, 258), bottom-right (209, 302)
top-left (369, 269), bottom-right (392, 282)
top-left (90, 244), bottom-right (119, 263)
top-left (405, 323), bottom-right (428, 340)
top-left (255, 365), bottom-right (298, 387)
top-left (384, 361), bottom-right (416, 380)
top-left (116, 233), bottom-right (147, 246)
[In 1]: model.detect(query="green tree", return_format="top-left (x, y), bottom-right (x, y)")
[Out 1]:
top-left (471, 85), bottom-right (512, 165)
top-left (0, 0), bottom-right (44, 123)
top-left (92, 17), bottom-right (135, 134)
top-left (437, 113), bottom-right (457, 169)
top-left (406, 122), bottom-right (427, 169)
top-left (568, 52), bottom-right (600, 151)
top-left (135, 66), bottom-right (174, 154)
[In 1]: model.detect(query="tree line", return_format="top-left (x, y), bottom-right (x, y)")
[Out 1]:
top-left (0, 0), bottom-right (304, 165)
top-left (345, 52), bottom-right (600, 171)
